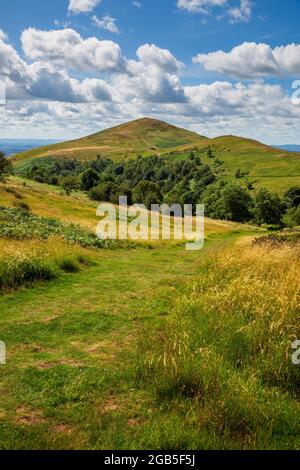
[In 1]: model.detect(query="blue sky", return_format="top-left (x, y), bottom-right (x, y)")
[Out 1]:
top-left (0, 0), bottom-right (300, 143)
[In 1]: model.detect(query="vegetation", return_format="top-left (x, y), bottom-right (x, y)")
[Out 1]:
top-left (0, 118), bottom-right (299, 450)
top-left (11, 119), bottom-right (300, 194)
top-left (138, 242), bottom-right (300, 449)
top-left (0, 151), bottom-right (13, 182)
top-left (0, 206), bottom-right (114, 248)
top-left (14, 151), bottom-right (300, 228)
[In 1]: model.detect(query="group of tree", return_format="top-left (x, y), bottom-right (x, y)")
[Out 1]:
top-left (14, 150), bottom-right (300, 228)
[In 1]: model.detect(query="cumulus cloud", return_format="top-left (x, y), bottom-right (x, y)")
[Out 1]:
top-left (193, 41), bottom-right (300, 79)
top-left (68, 0), bottom-right (101, 14)
top-left (136, 44), bottom-right (183, 73)
top-left (1, 26), bottom-right (299, 144)
top-left (92, 15), bottom-right (119, 34)
top-left (21, 28), bottom-right (126, 73)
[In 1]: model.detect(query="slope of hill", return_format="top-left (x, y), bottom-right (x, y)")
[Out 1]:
top-left (187, 135), bottom-right (300, 192)
top-left (11, 118), bottom-right (300, 193)
top-left (12, 118), bottom-right (205, 162)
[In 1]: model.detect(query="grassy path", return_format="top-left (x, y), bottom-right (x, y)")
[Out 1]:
top-left (0, 230), bottom-right (260, 449)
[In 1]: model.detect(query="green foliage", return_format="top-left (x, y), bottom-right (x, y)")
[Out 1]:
top-left (0, 206), bottom-right (113, 248)
top-left (284, 186), bottom-right (300, 208)
top-left (80, 168), bottom-right (100, 191)
top-left (202, 182), bottom-right (252, 222)
top-left (60, 175), bottom-right (80, 196)
top-left (0, 151), bottom-right (13, 182)
top-left (132, 181), bottom-right (163, 209)
top-left (283, 206), bottom-right (300, 228)
top-left (252, 188), bottom-right (285, 227)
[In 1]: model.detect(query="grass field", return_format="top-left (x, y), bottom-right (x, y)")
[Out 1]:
top-left (0, 177), bottom-right (299, 450)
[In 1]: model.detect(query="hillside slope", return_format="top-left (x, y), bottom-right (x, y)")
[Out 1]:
top-left (11, 118), bottom-right (300, 193)
top-left (12, 118), bottom-right (205, 162)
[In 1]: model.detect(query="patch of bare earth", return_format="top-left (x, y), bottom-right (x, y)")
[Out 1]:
top-left (15, 406), bottom-right (46, 426)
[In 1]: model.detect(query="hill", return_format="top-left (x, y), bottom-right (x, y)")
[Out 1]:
top-left (11, 118), bottom-right (300, 193)
top-left (12, 118), bottom-right (205, 162)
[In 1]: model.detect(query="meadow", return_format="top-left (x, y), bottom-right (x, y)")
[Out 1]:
top-left (0, 176), bottom-right (299, 450)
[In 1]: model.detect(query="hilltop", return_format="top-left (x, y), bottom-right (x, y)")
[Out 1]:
top-left (11, 117), bottom-right (300, 193)
top-left (12, 118), bottom-right (205, 162)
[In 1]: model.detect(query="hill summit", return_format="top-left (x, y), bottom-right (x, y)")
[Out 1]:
top-left (13, 118), bottom-right (205, 163)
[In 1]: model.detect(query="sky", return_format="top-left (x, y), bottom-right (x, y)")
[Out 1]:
top-left (0, 0), bottom-right (300, 144)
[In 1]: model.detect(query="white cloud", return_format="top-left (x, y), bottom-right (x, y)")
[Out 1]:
top-left (229, 0), bottom-right (252, 23)
top-left (92, 15), bottom-right (119, 34)
top-left (132, 1), bottom-right (141, 8)
top-left (177, 0), bottom-right (228, 14)
top-left (1, 27), bottom-right (299, 144)
top-left (177, 0), bottom-right (253, 22)
top-left (136, 44), bottom-right (183, 73)
top-left (0, 29), bottom-right (7, 41)
top-left (21, 28), bottom-right (126, 73)
top-left (68, 0), bottom-right (101, 14)
top-left (193, 41), bottom-right (300, 79)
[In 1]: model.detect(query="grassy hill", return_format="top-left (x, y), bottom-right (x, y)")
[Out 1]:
top-left (11, 118), bottom-right (300, 193)
top-left (184, 135), bottom-right (300, 192)
top-left (12, 118), bottom-right (205, 163)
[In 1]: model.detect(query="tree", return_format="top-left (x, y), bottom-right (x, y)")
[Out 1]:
top-left (202, 183), bottom-right (252, 222)
top-left (283, 206), bottom-right (300, 228)
top-left (220, 184), bottom-right (252, 222)
top-left (80, 168), bottom-right (100, 191)
top-left (60, 176), bottom-right (79, 196)
top-left (89, 181), bottom-right (117, 202)
top-left (253, 188), bottom-right (285, 226)
top-left (0, 152), bottom-right (13, 182)
top-left (132, 181), bottom-right (163, 209)
top-left (284, 187), bottom-right (300, 209)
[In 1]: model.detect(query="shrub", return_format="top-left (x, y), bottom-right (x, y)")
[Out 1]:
top-left (0, 206), bottom-right (114, 249)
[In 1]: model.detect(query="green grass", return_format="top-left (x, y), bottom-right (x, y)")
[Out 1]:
top-left (0, 176), bottom-right (298, 450)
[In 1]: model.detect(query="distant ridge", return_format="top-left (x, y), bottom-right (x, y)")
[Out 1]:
top-left (273, 145), bottom-right (300, 153)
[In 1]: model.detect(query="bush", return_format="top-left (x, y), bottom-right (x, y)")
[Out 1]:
top-left (0, 206), bottom-right (114, 249)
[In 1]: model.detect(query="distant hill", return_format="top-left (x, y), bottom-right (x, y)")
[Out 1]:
top-left (11, 118), bottom-right (300, 193)
top-left (273, 145), bottom-right (300, 153)
top-left (12, 118), bottom-right (205, 162)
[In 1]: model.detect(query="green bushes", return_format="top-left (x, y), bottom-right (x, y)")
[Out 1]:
top-left (0, 206), bottom-right (114, 249)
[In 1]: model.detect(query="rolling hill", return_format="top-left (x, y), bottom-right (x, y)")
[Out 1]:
top-left (11, 117), bottom-right (300, 193)
top-left (12, 118), bottom-right (205, 163)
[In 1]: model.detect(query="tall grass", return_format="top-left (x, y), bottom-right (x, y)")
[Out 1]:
top-left (138, 243), bottom-right (300, 449)
top-left (0, 238), bottom-right (94, 293)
